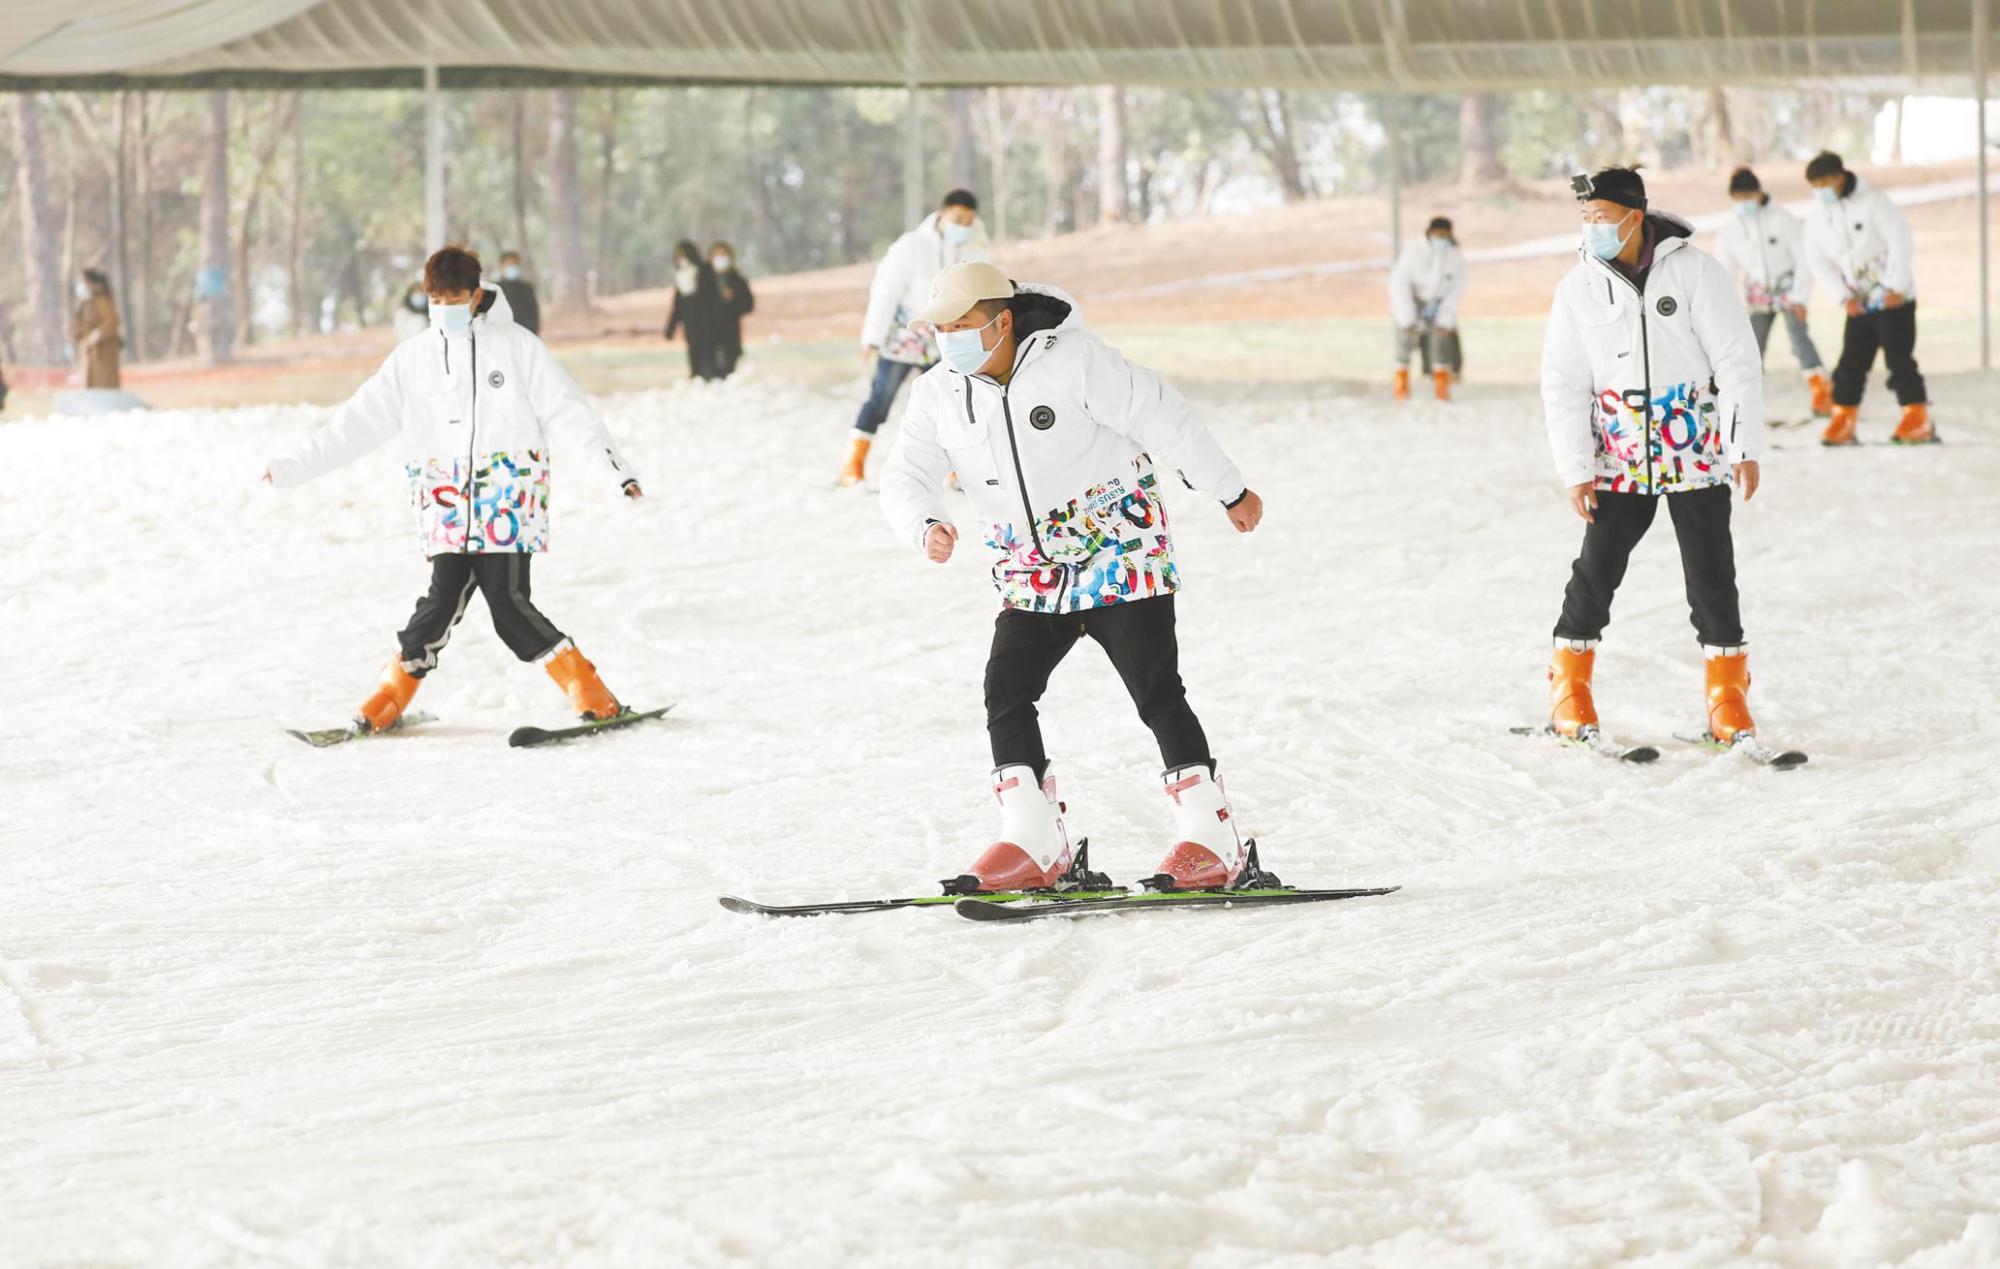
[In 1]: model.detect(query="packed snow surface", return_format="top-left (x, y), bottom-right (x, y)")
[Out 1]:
top-left (3, 366), bottom-right (1997, 1267)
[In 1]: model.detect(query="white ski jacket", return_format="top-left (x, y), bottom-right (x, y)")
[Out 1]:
top-left (860, 212), bottom-right (991, 364)
top-left (1713, 199), bottom-right (1813, 311)
top-left (1542, 212), bottom-right (1764, 496)
top-left (1387, 238), bottom-right (1466, 328)
top-left (879, 285), bottom-right (1246, 614)
top-left (1803, 176), bottom-right (1917, 311)
top-left (268, 284), bottom-right (638, 557)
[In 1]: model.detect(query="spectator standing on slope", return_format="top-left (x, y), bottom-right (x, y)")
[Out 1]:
top-left (708, 240), bottom-right (754, 379)
top-left (664, 239), bottom-right (723, 382)
top-left (72, 269), bottom-right (123, 389)
top-left (495, 251), bottom-right (541, 336)
top-left (1387, 216), bottom-right (1466, 402)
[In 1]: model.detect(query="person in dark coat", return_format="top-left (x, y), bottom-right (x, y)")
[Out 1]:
top-left (663, 240), bottom-right (722, 380)
top-left (707, 240), bottom-right (754, 378)
top-left (495, 250), bottom-right (541, 335)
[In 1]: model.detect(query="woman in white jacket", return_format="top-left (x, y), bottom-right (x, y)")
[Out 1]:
top-left (879, 263), bottom-right (1270, 897)
top-left (1387, 215), bottom-right (1466, 401)
top-left (264, 247), bottom-right (643, 738)
top-left (1539, 168), bottom-right (1770, 755)
top-left (1714, 167), bottom-right (1832, 417)
top-left (840, 188), bottom-right (990, 486)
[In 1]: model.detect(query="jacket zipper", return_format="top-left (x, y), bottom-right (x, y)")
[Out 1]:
top-left (975, 340), bottom-right (1048, 563)
top-left (1599, 257), bottom-right (1657, 494)
top-left (466, 333), bottom-right (480, 547)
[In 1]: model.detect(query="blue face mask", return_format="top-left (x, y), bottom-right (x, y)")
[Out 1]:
top-left (1733, 200), bottom-right (1759, 219)
top-left (1815, 185), bottom-right (1840, 205)
top-left (1581, 213), bottom-right (1634, 262)
top-left (501, 265), bottom-right (522, 281)
top-left (937, 313), bottom-right (1001, 375)
top-left (429, 302), bottom-right (472, 337)
top-left (941, 221), bottom-right (973, 246)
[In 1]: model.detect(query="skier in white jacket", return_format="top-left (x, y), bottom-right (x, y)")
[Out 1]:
top-left (1714, 167), bottom-right (1832, 418)
top-left (1802, 151), bottom-right (1934, 445)
top-left (840, 188), bottom-right (990, 486)
top-left (263, 246), bottom-right (643, 736)
top-left (879, 262), bottom-right (1271, 896)
top-left (1539, 167), bottom-right (1770, 753)
top-left (1387, 215), bottom-right (1466, 401)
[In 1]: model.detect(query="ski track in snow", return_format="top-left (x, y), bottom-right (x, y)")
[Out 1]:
top-left (2, 369), bottom-right (1998, 1267)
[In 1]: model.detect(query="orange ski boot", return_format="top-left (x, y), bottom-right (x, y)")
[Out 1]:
top-left (1433, 367), bottom-right (1452, 401)
top-left (542, 641), bottom-right (623, 721)
top-left (1889, 403), bottom-right (1937, 445)
top-left (1548, 640), bottom-right (1600, 739)
top-left (942, 765), bottom-right (1096, 894)
top-left (1392, 367), bottom-right (1411, 400)
top-left (1821, 404), bottom-right (1858, 447)
top-left (1806, 371), bottom-right (1834, 418)
top-left (837, 431), bottom-right (871, 486)
top-left (356, 658), bottom-right (421, 733)
top-left (1704, 646), bottom-right (1756, 744)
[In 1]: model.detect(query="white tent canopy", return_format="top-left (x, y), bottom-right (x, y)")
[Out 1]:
top-left (1, 0), bottom-right (1994, 91)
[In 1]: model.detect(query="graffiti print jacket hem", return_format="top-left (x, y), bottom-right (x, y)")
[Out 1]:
top-left (1541, 212), bottom-right (1765, 496)
top-left (878, 285), bottom-right (1246, 615)
top-left (266, 284), bottom-right (638, 557)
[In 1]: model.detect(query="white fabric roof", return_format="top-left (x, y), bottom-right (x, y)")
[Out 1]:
top-left (2, 0), bottom-right (1993, 91)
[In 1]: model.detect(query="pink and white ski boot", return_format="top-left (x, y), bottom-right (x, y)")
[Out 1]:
top-left (942, 765), bottom-right (1107, 894)
top-left (1143, 764), bottom-right (1280, 892)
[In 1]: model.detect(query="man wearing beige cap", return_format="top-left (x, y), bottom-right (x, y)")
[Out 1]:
top-left (879, 262), bottom-right (1271, 896)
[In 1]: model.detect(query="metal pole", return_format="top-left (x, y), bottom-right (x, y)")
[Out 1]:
top-left (1978, 0), bottom-right (1991, 371)
top-left (903, 85), bottom-right (924, 228)
top-left (424, 63), bottom-right (445, 248)
top-left (1384, 93), bottom-right (1403, 260)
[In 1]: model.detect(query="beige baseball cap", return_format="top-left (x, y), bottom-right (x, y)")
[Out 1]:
top-left (915, 262), bottom-right (1015, 325)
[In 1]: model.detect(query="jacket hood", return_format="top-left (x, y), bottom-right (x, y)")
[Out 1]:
top-left (1010, 282), bottom-right (1082, 340)
top-left (474, 280), bottom-right (516, 327)
top-left (1646, 210), bottom-right (1697, 242)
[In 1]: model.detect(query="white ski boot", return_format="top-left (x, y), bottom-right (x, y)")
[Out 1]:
top-left (1143, 764), bottom-right (1279, 892)
top-left (942, 765), bottom-right (1108, 894)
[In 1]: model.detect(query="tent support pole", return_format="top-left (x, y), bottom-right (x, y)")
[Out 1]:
top-left (424, 63), bottom-right (445, 249)
top-left (903, 85), bottom-right (923, 228)
top-left (1978, 0), bottom-right (1991, 371)
top-left (1385, 93), bottom-right (1403, 261)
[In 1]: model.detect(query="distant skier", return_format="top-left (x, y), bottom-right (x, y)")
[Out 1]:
top-left (879, 262), bottom-right (1270, 894)
top-left (1387, 215), bottom-right (1466, 401)
top-left (263, 245), bottom-right (643, 735)
top-left (1801, 151), bottom-right (1934, 445)
top-left (1539, 167), bottom-right (1768, 751)
top-left (843, 188), bottom-right (989, 486)
top-left (1714, 167), bottom-right (1832, 418)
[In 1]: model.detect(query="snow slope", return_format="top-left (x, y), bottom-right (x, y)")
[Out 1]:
top-left (2, 366), bottom-right (1997, 1267)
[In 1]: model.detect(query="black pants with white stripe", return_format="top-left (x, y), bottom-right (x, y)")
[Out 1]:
top-left (396, 554), bottom-right (567, 677)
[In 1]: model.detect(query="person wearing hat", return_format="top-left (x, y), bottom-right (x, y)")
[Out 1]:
top-left (878, 262), bottom-right (1272, 895)
top-left (1539, 166), bottom-right (1771, 754)
top-left (1715, 167), bottom-right (1832, 418)
top-left (1802, 151), bottom-right (1933, 445)
top-left (1387, 216), bottom-right (1466, 401)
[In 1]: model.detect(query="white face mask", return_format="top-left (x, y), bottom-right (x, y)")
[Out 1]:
top-left (428, 301), bottom-right (472, 337)
top-left (675, 263), bottom-right (698, 293)
top-left (712, 255), bottom-right (733, 272)
top-left (75, 281), bottom-right (91, 301)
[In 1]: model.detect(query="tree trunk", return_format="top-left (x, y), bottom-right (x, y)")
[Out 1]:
top-left (288, 92), bottom-right (306, 336)
top-left (112, 93), bottom-right (131, 329)
top-left (1457, 92), bottom-right (1506, 188)
top-left (510, 94), bottom-right (530, 261)
top-left (1248, 89), bottom-right (1311, 202)
top-left (592, 91), bottom-right (620, 296)
top-left (1040, 90), bottom-right (1072, 236)
top-left (547, 88), bottom-right (589, 311)
top-left (1891, 96), bottom-right (1905, 164)
top-left (948, 88), bottom-right (978, 189)
top-left (10, 95), bottom-right (68, 364)
top-left (196, 90), bottom-right (234, 365)
top-left (1095, 86), bottom-right (1128, 225)
top-left (1706, 88), bottom-right (1738, 168)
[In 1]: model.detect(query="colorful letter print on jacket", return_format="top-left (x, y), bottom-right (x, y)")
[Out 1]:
top-left (409, 450), bottom-right (552, 556)
top-left (1595, 381), bottom-right (1727, 494)
top-left (984, 462), bottom-right (1178, 613)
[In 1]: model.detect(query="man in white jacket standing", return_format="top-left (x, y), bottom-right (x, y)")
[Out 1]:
top-left (264, 246), bottom-right (643, 737)
top-left (1802, 151), bottom-right (1934, 445)
top-left (879, 263), bottom-right (1269, 895)
top-left (1715, 167), bottom-right (1832, 418)
top-left (841, 188), bottom-right (989, 486)
top-left (1539, 168), bottom-right (1769, 753)
top-left (1387, 215), bottom-right (1466, 401)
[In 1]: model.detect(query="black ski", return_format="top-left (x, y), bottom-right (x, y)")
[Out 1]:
top-left (287, 710), bottom-right (437, 749)
top-left (954, 885), bottom-right (1401, 923)
top-left (1510, 724), bottom-right (1659, 764)
top-left (719, 887), bottom-right (1132, 917)
top-left (1674, 730), bottom-right (1808, 769)
top-left (509, 704), bottom-right (674, 749)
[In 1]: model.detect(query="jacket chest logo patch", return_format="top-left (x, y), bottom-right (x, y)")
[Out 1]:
top-left (1768, 237), bottom-right (1779, 245)
top-left (487, 370), bottom-right (506, 388)
top-left (1029, 405), bottom-right (1057, 431)
top-left (1655, 296), bottom-right (1678, 317)
top-left (1854, 223), bottom-right (1864, 231)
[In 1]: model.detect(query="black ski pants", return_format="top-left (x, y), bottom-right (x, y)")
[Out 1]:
top-left (1553, 485), bottom-right (1744, 647)
top-left (984, 594), bottom-right (1210, 778)
top-left (1831, 302), bottom-right (1926, 408)
top-left (397, 553), bottom-right (567, 677)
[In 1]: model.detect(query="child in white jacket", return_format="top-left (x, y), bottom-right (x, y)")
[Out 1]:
top-left (1387, 215), bottom-right (1466, 400)
top-left (1714, 167), bottom-right (1832, 417)
top-left (264, 247), bottom-right (643, 736)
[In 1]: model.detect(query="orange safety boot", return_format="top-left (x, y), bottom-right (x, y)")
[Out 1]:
top-left (1548, 640), bottom-right (1599, 738)
top-left (1889, 403), bottom-right (1937, 445)
top-left (837, 432), bottom-right (871, 486)
top-left (1806, 371), bottom-right (1834, 418)
top-left (357, 659), bottom-right (421, 733)
top-left (1392, 367), bottom-right (1411, 400)
top-left (542, 641), bottom-right (622, 721)
top-left (1433, 367), bottom-right (1452, 401)
top-left (1820, 404), bottom-right (1858, 447)
top-left (1704, 647), bottom-right (1756, 744)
